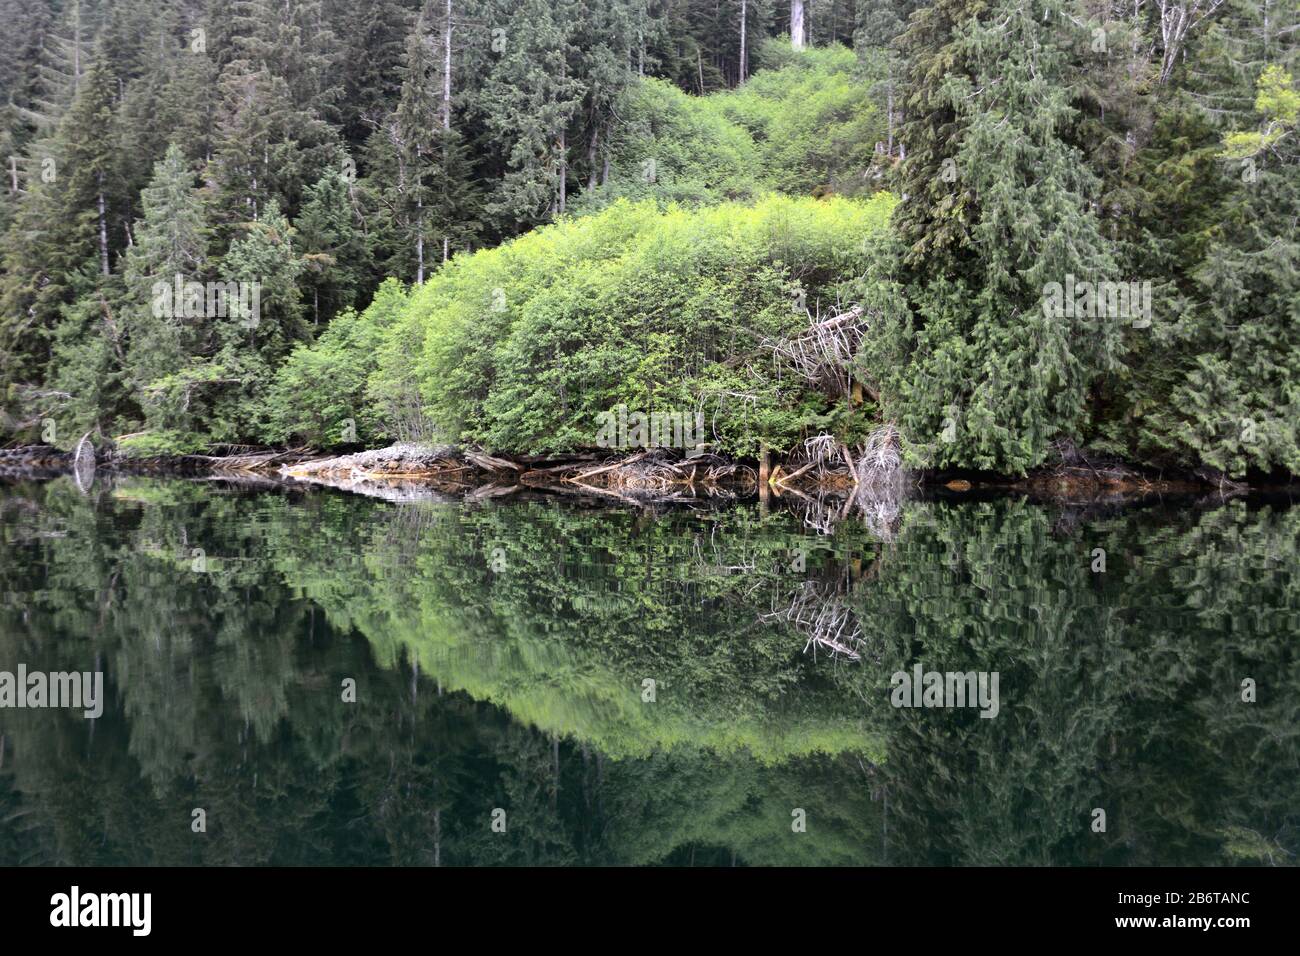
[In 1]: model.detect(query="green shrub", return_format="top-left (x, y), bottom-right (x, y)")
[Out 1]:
top-left (262, 280), bottom-right (409, 448)
top-left (571, 43), bottom-right (885, 216)
top-left (382, 193), bottom-right (896, 457)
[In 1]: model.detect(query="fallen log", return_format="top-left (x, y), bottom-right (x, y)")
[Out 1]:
top-left (775, 459), bottom-right (817, 487)
top-left (568, 451), bottom-right (649, 483)
top-left (464, 450), bottom-right (524, 472)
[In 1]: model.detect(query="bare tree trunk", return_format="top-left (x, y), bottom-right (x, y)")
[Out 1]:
top-left (557, 55), bottom-right (567, 214)
top-left (558, 129), bottom-right (566, 213)
top-left (415, 201), bottom-right (424, 284)
top-left (96, 177), bottom-right (109, 276)
top-left (791, 0), bottom-right (805, 49)
top-left (442, 0), bottom-right (453, 264)
top-left (72, 0), bottom-right (83, 90)
top-left (442, 0), bottom-right (453, 131)
top-left (1156, 0), bottom-right (1227, 85)
top-left (739, 0), bottom-right (748, 83)
top-left (886, 71), bottom-right (894, 159)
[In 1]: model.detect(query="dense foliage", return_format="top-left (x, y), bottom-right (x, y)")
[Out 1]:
top-left (868, 0), bottom-right (1299, 477)
top-left (0, 0), bottom-right (1295, 478)
top-left (364, 193), bottom-right (894, 455)
top-left (1, 479), bottom-right (1295, 863)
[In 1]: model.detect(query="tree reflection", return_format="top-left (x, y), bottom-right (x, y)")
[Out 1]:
top-left (0, 479), bottom-right (1294, 865)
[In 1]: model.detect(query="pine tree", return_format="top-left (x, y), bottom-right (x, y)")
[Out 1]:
top-left (207, 0), bottom-right (343, 230)
top-left (0, 49), bottom-right (122, 404)
top-left (231, 0), bottom-right (343, 118)
top-left (219, 197), bottom-right (306, 359)
top-left (194, 198), bottom-right (307, 443)
top-left (0, 0), bottom-right (57, 159)
top-left (297, 167), bottom-right (371, 325)
top-left (389, 8), bottom-right (443, 282)
top-left (571, 0), bottom-right (641, 190)
top-left (207, 66), bottom-right (302, 230)
top-left (1161, 62), bottom-right (1300, 476)
top-left (330, 0), bottom-right (418, 146)
top-left (122, 144), bottom-right (211, 394)
top-left (480, 0), bottom-right (584, 229)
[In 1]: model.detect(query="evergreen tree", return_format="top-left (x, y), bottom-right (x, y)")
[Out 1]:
top-left (297, 167), bottom-right (370, 325)
top-left (870, 0), bottom-right (1122, 473)
top-left (0, 47), bottom-right (122, 418)
top-left (480, 0), bottom-right (585, 228)
top-left (330, 0), bottom-right (419, 146)
top-left (1163, 64), bottom-right (1300, 476)
top-left (219, 196), bottom-right (306, 361)
top-left (122, 143), bottom-right (211, 395)
top-left (390, 8), bottom-right (443, 281)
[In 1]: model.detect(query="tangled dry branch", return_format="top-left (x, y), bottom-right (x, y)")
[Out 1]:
top-left (764, 580), bottom-right (865, 662)
top-left (766, 305), bottom-right (873, 396)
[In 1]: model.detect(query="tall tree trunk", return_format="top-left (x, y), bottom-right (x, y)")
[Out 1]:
top-left (791, 0), bottom-right (805, 49)
top-left (442, 0), bottom-right (453, 131)
top-left (96, 177), bottom-right (109, 277)
top-left (72, 0), bottom-right (83, 90)
top-left (558, 128), bottom-right (566, 214)
top-left (442, 0), bottom-right (453, 263)
top-left (557, 59), bottom-right (567, 214)
top-left (415, 200), bottom-right (424, 284)
top-left (739, 0), bottom-right (748, 83)
top-left (886, 68), bottom-right (894, 159)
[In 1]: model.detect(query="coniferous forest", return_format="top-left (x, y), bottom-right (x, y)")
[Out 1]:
top-left (2, 0), bottom-right (1299, 900)
top-left (0, 0), bottom-right (1294, 480)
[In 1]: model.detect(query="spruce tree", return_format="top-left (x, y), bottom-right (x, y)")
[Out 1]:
top-left (297, 167), bottom-right (371, 324)
top-left (480, 0), bottom-right (584, 229)
top-left (122, 143), bottom-right (211, 395)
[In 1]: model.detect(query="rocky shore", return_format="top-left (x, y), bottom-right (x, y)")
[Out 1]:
top-left (0, 439), bottom-right (1279, 507)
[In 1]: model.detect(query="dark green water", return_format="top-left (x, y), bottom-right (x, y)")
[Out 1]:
top-left (0, 477), bottom-right (1295, 866)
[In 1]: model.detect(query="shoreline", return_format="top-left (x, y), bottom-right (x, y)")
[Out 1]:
top-left (2, 442), bottom-right (1295, 506)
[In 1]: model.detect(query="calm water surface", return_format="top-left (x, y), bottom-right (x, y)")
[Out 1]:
top-left (0, 477), bottom-right (1296, 865)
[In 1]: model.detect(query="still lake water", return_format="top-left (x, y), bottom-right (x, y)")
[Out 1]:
top-left (0, 476), bottom-right (1295, 866)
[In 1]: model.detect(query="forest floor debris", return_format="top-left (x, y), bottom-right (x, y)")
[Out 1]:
top-left (0, 437), bottom-right (1284, 511)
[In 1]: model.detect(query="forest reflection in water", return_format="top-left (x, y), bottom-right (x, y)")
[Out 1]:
top-left (0, 477), bottom-right (1296, 866)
